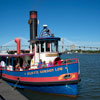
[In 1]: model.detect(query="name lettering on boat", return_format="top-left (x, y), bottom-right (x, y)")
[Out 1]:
top-left (25, 67), bottom-right (67, 75)
top-left (40, 69), bottom-right (54, 73)
top-left (40, 67), bottom-right (63, 73)
top-left (55, 67), bottom-right (63, 71)
top-left (26, 71), bottom-right (39, 75)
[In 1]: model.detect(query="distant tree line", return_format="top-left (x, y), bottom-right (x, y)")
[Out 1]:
top-left (64, 49), bottom-right (100, 54)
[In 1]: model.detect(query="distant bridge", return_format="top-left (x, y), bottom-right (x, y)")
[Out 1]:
top-left (0, 45), bottom-right (29, 52)
top-left (0, 37), bottom-right (100, 52)
top-left (0, 37), bottom-right (29, 52)
top-left (60, 45), bottom-right (100, 52)
top-left (60, 38), bottom-right (100, 52)
top-left (1, 45), bottom-right (100, 52)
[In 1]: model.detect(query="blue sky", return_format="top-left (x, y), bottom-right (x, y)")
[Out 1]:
top-left (0, 0), bottom-right (100, 47)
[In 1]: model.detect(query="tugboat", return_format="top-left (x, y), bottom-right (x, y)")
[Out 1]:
top-left (0, 11), bottom-right (80, 96)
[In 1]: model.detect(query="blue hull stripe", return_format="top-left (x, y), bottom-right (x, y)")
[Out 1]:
top-left (2, 63), bottom-right (78, 78)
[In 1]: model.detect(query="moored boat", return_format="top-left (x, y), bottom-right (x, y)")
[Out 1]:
top-left (0, 11), bottom-right (80, 96)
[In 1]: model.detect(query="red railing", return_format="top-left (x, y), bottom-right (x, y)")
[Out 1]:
top-left (0, 58), bottom-right (78, 71)
top-left (30, 58), bottom-right (78, 70)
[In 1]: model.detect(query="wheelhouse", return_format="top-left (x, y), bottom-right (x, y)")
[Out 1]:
top-left (29, 25), bottom-right (60, 66)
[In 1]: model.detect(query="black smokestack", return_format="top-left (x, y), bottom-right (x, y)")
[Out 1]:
top-left (28, 11), bottom-right (37, 40)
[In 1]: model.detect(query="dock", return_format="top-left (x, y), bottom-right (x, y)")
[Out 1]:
top-left (0, 79), bottom-right (28, 100)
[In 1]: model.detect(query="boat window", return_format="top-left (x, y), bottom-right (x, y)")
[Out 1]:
top-left (51, 41), bottom-right (58, 52)
top-left (13, 57), bottom-right (17, 69)
top-left (36, 43), bottom-right (39, 53)
top-left (46, 42), bottom-right (50, 52)
top-left (0, 57), bottom-right (6, 66)
top-left (51, 42), bottom-right (55, 52)
top-left (41, 42), bottom-right (44, 52)
top-left (55, 41), bottom-right (58, 52)
top-left (7, 57), bottom-right (12, 66)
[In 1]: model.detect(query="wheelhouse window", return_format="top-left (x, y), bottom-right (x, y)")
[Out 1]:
top-left (55, 41), bottom-right (58, 52)
top-left (36, 43), bottom-right (39, 53)
top-left (51, 41), bottom-right (58, 52)
top-left (46, 42), bottom-right (50, 52)
top-left (41, 42), bottom-right (44, 52)
top-left (51, 42), bottom-right (55, 52)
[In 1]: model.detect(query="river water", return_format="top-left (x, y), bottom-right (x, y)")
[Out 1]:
top-left (18, 54), bottom-right (100, 100)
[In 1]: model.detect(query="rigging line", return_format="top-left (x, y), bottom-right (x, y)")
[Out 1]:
top-left (13, 78), bottom-right (20, 90)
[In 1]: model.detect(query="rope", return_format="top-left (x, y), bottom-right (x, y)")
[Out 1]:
top-left (13, 78), bottom-right (20, 90)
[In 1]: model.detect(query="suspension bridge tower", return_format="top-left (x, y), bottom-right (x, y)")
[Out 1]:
top-left (62, 37), bottom-right (64, 52)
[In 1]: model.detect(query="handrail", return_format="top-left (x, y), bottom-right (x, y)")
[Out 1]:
top-left (30, 58), bottom-right (78, 69)
top-left (0, 58), bottom-right (78, 71)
